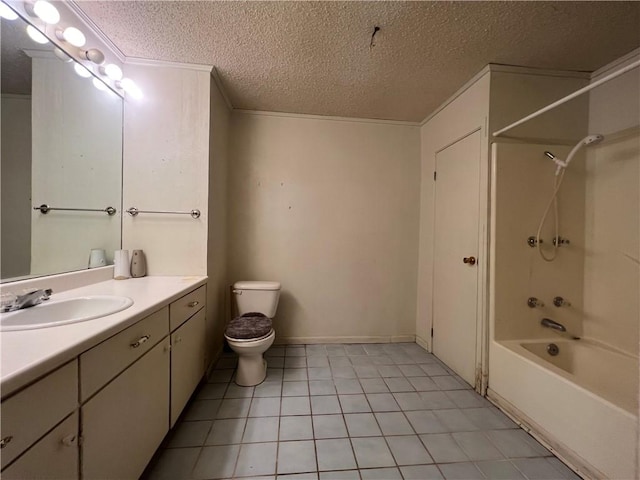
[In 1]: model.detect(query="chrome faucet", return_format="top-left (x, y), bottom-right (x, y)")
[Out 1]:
top-left (2, 289), bottom-right (52, 312)
top-left (541, 318), bottom-right (566, 332)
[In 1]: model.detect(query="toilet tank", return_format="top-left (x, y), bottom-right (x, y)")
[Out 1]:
top-left (233, 281), bottom-right (281, 317)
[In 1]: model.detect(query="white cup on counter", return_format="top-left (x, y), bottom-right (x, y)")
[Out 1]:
top-left (88, 249), bottom-right (107, 269)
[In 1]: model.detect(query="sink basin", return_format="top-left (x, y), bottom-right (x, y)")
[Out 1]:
top-left (0, 295), bottom-right (134, 331)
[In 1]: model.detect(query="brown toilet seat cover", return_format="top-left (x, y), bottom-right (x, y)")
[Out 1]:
top-left (226, 312), bottom-right (273, 340)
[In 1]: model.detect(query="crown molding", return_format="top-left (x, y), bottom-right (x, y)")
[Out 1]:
top-left (211, 67), bottom-right (234, 111)
top-left (487, 63), bottom-right (590, 79)
top-left (420, 66), bottom-right (491, 126)
top-left (234, 109), bottom-right (421, 127)
top-left (420, 63), bottom-right (592, 126)
top-left (66, 1), bottom-right (126, 63)
top-left (124, 57), bottom-right (213, 73)
top-left (591, 47), bottom-right (640, 80)
top-left (22, 48), bottom-right (58, 59)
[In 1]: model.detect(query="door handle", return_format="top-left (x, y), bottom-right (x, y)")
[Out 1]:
top-left (463, 256), bottom-right (477, 266)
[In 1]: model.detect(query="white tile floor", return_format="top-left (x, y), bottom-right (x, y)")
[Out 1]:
top-left (143, 343), bottom-right (581, 480)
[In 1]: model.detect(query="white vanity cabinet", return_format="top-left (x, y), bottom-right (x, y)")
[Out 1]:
top-left (0, 279), bottom-right (209, 480)
top-left (82, 337), bottom-right (170, 479)
top-left (169, 285), bottom-right (206, 426)
top-left (80, 307), bottom-right (170, 480)
top-left (2, 413), bottom-right (79, 479)
top-left (0, 361), bottom-right (79, 479)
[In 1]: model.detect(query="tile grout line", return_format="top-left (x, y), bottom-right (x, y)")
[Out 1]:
top-left (164, 344), bottom-right (566, 480)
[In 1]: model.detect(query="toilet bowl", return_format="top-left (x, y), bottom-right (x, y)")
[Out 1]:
top-left (224, 281), bottom-right (280, 386)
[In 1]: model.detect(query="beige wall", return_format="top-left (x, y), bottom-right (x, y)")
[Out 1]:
top-left (583, 51), bottom-right (639, 355)
top-left (417, 72), bottom-right (491, 349)
top-left (122, 63), bottom-right (234, 368)
top-left (206, 77), bottom-right (231, 363)
top-left (489, 70), bottom-right (589, 143)
top-left (228, 112), bottom-right (420, 343)
top-left (122, 64), bottom-right (211, 276)
top-left (1, 95), bottom-right (31, 279)
top-left (492, 142), bottom-right (585, 340)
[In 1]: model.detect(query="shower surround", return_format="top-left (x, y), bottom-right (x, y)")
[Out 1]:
top-left (488, 135), bottom-right (639, 479)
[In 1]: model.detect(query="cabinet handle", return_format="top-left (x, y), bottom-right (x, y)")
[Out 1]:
top-left (130, 335), bottom-right (150, 348)
top-left (61, 434), bottom-right (77, 447)
top-left (0, 436), bottom-right (12, 448)
top-left (174, 336), bottom-right (182, 344)
top-left (187, 300), bottom-right (200, 308)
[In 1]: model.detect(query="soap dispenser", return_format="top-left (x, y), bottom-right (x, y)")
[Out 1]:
top-left (131, 250), bottom-right (147, 278)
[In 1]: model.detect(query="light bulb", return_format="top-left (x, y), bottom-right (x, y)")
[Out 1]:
top-left (73, 62), bottom-right (92, 78)
top-left (92, 78), bottom-right (108, 91)
top-left (79, 48), bottom-right (105, 65)
top-left (104, 64), bottom-right (122, 81)
top-left (26, 25), bottom-right (48, 44)
top-left (62, 27), bottom-right (86, 47)
top-left (120, 78), bottom-right (143, 100)
top-left (32, 0), bottom-right (59, 24)
top-left (0, 2), bottom-right (18, 20)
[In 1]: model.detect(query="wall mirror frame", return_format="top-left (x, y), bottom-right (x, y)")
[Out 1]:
top-left (1, 1), bottom-right (124, 283)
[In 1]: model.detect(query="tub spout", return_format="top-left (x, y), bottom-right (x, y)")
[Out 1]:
top-left (541, 318), bottom-right (566, 332)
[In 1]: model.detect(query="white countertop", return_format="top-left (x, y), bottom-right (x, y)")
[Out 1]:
top-left (1, 275), bottom-right (207, 397)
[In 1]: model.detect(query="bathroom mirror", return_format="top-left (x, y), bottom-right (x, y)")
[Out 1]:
top-left (1, 15), bottom-right (123, 282)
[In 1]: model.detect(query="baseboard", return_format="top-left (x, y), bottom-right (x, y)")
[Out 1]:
top-left (205, 344), bottom-right (224, 377)
top-left (487, 388), bottom-right (599, 480)
top-left (274, 335), bottom-right (416, 345)
top-left (415, 335), bottom-right (431, 352)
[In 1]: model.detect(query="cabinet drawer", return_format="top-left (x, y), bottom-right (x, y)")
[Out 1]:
top-left (169, 285), bottom-right (205, 331)
top-left (1, 412), bottom-right (79, 479)
top-left (80, 307), bottom-right (169, 401)
top-left (0, 361), bottom-right (77, 469)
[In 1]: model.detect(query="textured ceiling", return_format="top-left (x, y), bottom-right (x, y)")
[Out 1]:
top-left (75, 1), bottom-right (640, 122)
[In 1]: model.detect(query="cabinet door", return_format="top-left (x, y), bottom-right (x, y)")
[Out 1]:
top-left (171, 308), bottom-right (206, 426)
top-left (0, 361), bottom-right (77, 469)
top-left (1, 412), bottom-right (79, 480)
top-left (82, 338), bottom-right (170, 480)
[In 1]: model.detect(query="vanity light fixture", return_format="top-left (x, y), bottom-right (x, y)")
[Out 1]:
top-left (100, 64), bottom-right (123, 81)
top-left (0, 2), bottom-right (18, 20)
top-left (119, 78), bottom-right (143, 100)
top-left (79, 47), bottom-right (105, 65)
top-left (53, 47), bottom-right (72, 62)
top-left (31, 0), bottom-right (59, 24)
top-left (56, 26), bottom-right (86, 47)
top-left (73, 62), bottom-right (92, 78)
top-left (26, 24), bottom-right (48, 44)
top-left (92, 77), bottom-right (108, 91)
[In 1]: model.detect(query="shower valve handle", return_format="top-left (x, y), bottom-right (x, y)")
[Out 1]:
top-left (463, 256), bottom-right (476, 266)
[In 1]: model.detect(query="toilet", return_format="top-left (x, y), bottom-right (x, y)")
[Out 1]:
top-left (224, 281), bottom-right (281, 386)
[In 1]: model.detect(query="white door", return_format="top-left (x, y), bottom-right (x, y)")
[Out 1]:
top-left (432, 130), bottom-right (481, 387)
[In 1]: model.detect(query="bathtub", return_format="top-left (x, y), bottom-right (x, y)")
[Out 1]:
top-left (488, 338), bottom-right (638, 480)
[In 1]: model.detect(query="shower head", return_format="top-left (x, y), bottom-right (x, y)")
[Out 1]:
top-left (582, 134), bottom-right (604, 146)
top-left (545, 134), bottom-right (605, 176)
